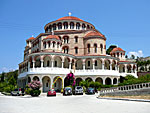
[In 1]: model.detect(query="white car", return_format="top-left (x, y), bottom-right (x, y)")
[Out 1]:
top-left (74, 86), bottom-right (83, 95)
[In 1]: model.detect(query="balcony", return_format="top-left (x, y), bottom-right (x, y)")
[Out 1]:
top-left (18, 67), bottom-right (121, 78)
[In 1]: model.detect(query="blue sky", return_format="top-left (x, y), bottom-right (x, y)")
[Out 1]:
top-left (0, 0), bottom-right (150, 73)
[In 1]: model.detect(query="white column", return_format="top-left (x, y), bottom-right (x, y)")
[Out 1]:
top-left (28, 62), bottom-right (30, 71)
top-left (102, 60), bottom-right (105, 70)
top-left (69, 62), bottom-right (72, 69)
top-left (62, 62), bottom-right (64, 68)
top-left (125, 64), bottom-right (127, 73)
top-left (41, 60), bottom-right (44, 68)
top-left (83, 63), bottom-right (85, 70)
top-left (51, 60), bottom-right (54, 68)
top-left (93, 63), bottom-right (95, 70)
top-left (110, 62), bottom-right (112, 70)
top-left (33, 61), bottom-right (35, 69)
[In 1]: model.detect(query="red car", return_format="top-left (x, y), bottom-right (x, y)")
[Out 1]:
top-left (47, 89), bottom-right (56, 96)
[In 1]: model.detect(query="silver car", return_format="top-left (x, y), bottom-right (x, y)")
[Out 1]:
top-left (74, 86), bottom-right (83, 95)
top-left (11, 88), bottom-right (24, 96)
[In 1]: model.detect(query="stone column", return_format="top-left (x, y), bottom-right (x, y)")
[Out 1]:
top-left (69, 62), bottom-right (72, 69)
top-left (51, 60), bottom-right (54, 68)
top-left (93, 63), bottom-right (95, 70)
top-left (33, 61), bottom-right (35, 69)
top-left (125, 64), bottom-right (127, 73)
top-left (41, 60), bottom-right (44, 68)
top-left (62, 62), bottom-right (64, 68)
top-left (83, 63), bottom-right (85, 70)
top-left (28, 62), bottom-right (30, 71)
top-left (102, 60), bottom-right (105, 70)
top-left (110, 62), bottom-right (112, 70)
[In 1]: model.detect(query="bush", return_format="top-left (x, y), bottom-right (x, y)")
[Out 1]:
top-left (30, 89), bottom-right (41, 97)
top-left (3, 85), bottom-right (15, 93)
top-left (25, 88), bottom-right (31, 95)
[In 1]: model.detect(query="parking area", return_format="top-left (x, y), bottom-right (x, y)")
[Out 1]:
top-left (0, 93), bottom-right (150, 113)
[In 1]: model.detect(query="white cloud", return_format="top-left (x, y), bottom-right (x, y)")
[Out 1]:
top-left (128, 50), bottom-right (144, 58)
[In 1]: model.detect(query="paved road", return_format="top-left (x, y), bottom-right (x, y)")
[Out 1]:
top-left (0, 93), bottom-right (150, 113)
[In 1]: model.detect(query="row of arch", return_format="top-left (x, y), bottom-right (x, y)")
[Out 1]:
top-left (19, 55), bottom-right (136, 74)
top-left (45, 21), bottom-right (93, 32)
top-left (25, 75), bottom-right (118, 92)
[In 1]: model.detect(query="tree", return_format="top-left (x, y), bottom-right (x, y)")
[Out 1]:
top-left (106, 45), bottom-right (117, 55)
top-left (131, 55), bottom-right (135, 59)
top-left (8, 76), bottom-right (16, 86)
top-left (143, 61), bottom-right (148, 72)
top-left (140, 66), bottom-right (144, 72)
top-left (0, 72), bottom-right (5, 82)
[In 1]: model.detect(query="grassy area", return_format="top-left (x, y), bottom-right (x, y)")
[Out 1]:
top-left (100, 95), bottom-right (150, 100)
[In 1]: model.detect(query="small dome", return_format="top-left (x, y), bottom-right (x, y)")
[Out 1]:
top-left (111, 47), bottom-right (125, 53)
top-left (26, 37), bottom-right (35, 41)
top-left (44, 35), bottom-right (60, 40)
top-left (57, 16), bottom-right (83, 21)
top-left (85, 31), bottom-right (105, 38)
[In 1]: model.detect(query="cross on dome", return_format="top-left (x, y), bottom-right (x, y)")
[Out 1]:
top-left (68, 12), bottom-right (72, 16)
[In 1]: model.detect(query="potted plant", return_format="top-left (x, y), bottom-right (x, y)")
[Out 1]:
top-left (28, 80), bottom-right (42, 97)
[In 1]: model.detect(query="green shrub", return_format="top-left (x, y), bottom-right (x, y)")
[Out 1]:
top-left (25, 88), bottom-right (31, 95)
top-left (3, 85), bottom-right (15, 93)
top-left (30, 89), bottom-right (41, 96)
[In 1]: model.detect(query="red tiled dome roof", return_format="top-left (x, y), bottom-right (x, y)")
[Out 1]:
top-left (26, 37), bottom-right (35, 41)
top-left (85, 31), bottom-right (105, 38)
top-left (111, 47), bottom-right (125, 53)
top-left (57, 16), bottom-right (83, 21)
top-left (44, 35), bottom-right (60, 40)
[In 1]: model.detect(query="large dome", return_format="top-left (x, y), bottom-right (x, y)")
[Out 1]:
top-left (57, 16), bottom-right (83, 22)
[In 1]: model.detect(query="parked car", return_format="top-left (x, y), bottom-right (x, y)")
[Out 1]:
top-left (63, 87), bottom-right (72, 96)
top-left (74, 86), bottom-right (83, 95)
top-left (11, 88), bottom-right (25, 96)
top-left (86, 87), bottom-right (95, 94)
top-left (47, 89), bottom-right (56, 96)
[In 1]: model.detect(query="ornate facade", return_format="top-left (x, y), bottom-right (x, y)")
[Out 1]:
top-left (18, 16), bottom-right (137, 92)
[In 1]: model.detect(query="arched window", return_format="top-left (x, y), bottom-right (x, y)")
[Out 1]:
top-left (53, 42), bottom-right (55, 48)
top-left (58, 23), bottom-right (62, 29)
top-left (53, 24), bottom-right (56, 30)
top-left (117, 52), bottom-right (119, 57)
top-left (75, 36), bottom-right (78, 43)
top-left (49, 25), bottom-right (52, 32)
top-left (100, 44), bottom-right (103, 54)
top-left (54, 61), bottom-right (57, 67)
top-left (70, 22), bottom-right (74, 29)
top-left (48, 41), bottom-right (50, 48)
top-left (87, 44), bottom-right (90, 53)
top-left (82, 24), bottom-right (86, 30)
top-left (95, 60), bottom-right (97, 66)
top-left (63, 36), bottom-right (69, 44)
top-left (76, 23), bottom-right (80, 29)
top-left (43, 42), bottom-right (46, 48)
top-left (87, 25), bottom-right (90, 29)
top-left (88, 61), bottom-right (90, 67)
top-left (121, 53), bottom-right (122, 57)
top-left (63, 46), bottom-right (69, 54)
top-left (57, 43), bottom-right (59, 48)
top-left (47, 61), bottom-right (50, 67)
top-left (75, 47), bottom-right (78, 54)
top-left (64, 22), bottom-right (68, 29)
top-left (94, 44), bottom-right (97, 53)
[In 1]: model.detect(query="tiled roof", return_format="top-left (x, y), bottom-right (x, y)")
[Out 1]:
top-left (26, 37), bottom-right (35, 41)
top-left (111, 47), bottom-right (125, 53)
top-left (57, 16), bottom-right (83, 21)
top-left (44, 35), bottom-right (60, 40)
top-left (85, 31), bottom-right (105, 38)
